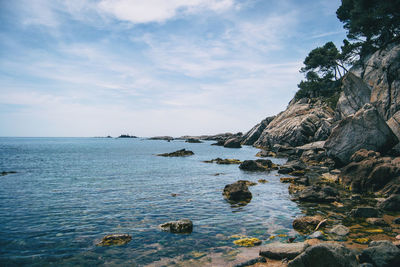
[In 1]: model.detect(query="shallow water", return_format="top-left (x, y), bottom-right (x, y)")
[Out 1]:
top-left (0, 137), bottom-right (302, 266)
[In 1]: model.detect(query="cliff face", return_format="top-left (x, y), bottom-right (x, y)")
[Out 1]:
top-left (244, 43), bottom-right (400, 155)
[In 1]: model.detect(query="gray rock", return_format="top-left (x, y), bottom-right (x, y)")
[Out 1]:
top-left (241, 116), bottom-right (275, 146)
top-left (359, 240), bottom-right (400, 267)
top-left (350, 207), bottom-right (379, 218)
top-left (329, 225), bottom-right (350, 236)
top-left (336, 72), bottom-right (371, 119)
top-left (309, 231), bottom-right (324, 239)
top-left (157, 149), bottom-right (194, 157)
top-left (324, 104), bottom-right (398, 166)
top-left (379, 194), bottom-right (400, 212)
top-left (292, 215), bottom-right (325, 234)
top-left (366, 218), bottom-right (390, 227)
top-left (223, 181), bottom-right (252, 203)
top-left (288, 243), bottom-right (358, 267)
top-left (259, 242), bottom-right (309, 260)
top-left (387, 111), bottom-right (400, 142)
top-left (224, 138), bottom-right (242, 148)
top-left (159, 219), bottom-right (193, 233)
top-left (298, 185), bottom-right (338, 203)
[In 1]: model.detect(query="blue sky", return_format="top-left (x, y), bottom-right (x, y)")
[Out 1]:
top-left (0, 0), bottom-right (347, 137)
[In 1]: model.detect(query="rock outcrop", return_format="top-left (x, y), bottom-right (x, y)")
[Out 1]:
top-left (324, 104), bottom-right (398, 166)
top-left (157, 149), bottom-right (194, 157)
top-left (223, 181), bottom-right (252, 203)
top-left (241, 116), bottom-right (275, 145)
top-left (224, 138), bottom-right (242, 148)
top-left (159, 219), bottom-right (193, 233)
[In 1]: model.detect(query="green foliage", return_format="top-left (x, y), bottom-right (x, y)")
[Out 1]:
top-left (337, 0), bottom-right (400, 58)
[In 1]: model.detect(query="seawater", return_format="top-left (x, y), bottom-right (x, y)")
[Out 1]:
top-left (0, 137), bottom-right (302, 266)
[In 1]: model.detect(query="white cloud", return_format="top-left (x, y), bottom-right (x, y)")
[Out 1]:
top-left (97, 0), bottom-right (235, 24)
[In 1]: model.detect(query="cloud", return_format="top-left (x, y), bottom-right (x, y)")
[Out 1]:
top-left (97, 0), bottom-right (235, 24)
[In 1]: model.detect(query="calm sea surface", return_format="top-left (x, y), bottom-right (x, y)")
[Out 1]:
top-left (0, 137), bottom-right (302, 266)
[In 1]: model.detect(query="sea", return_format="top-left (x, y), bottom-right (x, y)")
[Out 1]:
top-left (0, 137), bottom-right (302, 266)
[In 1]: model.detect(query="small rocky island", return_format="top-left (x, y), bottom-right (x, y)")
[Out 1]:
top-left (157, 149), bottom-right (194, 157)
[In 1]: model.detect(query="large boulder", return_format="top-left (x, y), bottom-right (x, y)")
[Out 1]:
top-left (324, 103), bottom-right (398, 166)
top-left (241, 116), bottom-right (275, 146)
top-left (159, 219), bottom-right (193, 233)
top-left (223, 181), bottom-right (252, 203)
top-left (224, 138), bottom-right (242, 148)
top-left (359, 240), bottom-right (400, 267)
top-left (260, 242), bottom-right (309, 260)
top-left (349, 206), bottom-right (379, 218)
top-left (254, 98), bottom-right (334, 148)
top-left (239, 159), bottom-right (276, 171)
top-left (288, 243), bottom-right (358, 267)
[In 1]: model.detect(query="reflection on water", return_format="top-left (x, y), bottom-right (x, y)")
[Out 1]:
top-left (0, 137), bottom-right (301, 266)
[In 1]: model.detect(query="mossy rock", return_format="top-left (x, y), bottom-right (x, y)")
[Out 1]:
top-left (353, 237), bottom-right (370, 244)
top-left (97, 234), bottom-right (132, 246)
top-left (233, 238), bottom-right (262, 247)
top-left (258, 179), bottom-right (269, 183)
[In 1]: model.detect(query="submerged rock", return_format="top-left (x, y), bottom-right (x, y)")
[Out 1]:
top-left (1, 171), bottom-right (17, 176)
top-left (359, 240), bottom-right (400, 267)
top-left (233, 237), bottom-right (262, 247)
top-left (259, 242), bottom-right (308, 260)
top-left (97, 234), bottom-right (132, 246)
top-left (292, 216), bottom-right (325, 234)
top-left (223, 181), bottom-right (252, 203)
top-left (185, 138), bottom-right (202, 143)
top-left (159, 219), bottom-right (193, 234)
top-left (203, 158), bottom-right (242, 164)
top-left (288, 243), bottom-right (358, 267)
top-left (157, 149), bottom-right (194, 157)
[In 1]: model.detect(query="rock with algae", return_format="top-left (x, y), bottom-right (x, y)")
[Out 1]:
top-left (157, 149), bottom-right (194, 157)
top-left (233, 237), bottom-right (262, 247)
top-left (97, 234), bottom-right (132, 246)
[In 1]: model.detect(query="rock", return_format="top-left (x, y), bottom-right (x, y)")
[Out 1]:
top-left (233, 237), bottom-right (262, 247)
top-left (349, 207), bottom-right (379, 218)
top-left (239, 160), bottom-right (275, 171)
top-left (185, 138), bottom-right (202, 143)
top-left (298, 185), bottom-right (338, 203)
top-left (359, 240), bottom-right (400, 267)
top-left (324, 104), bottom-right (398, 166)
top-left (233, 257), bottom-right (267, 267)
top-left (350, 149), bottom-right (381, 162)
top-left (394, 218), bottom-right (400, 224)
top-left (157, 149), bottom-right (194, 157)
top-left (336, 72), bottom-right (371, 119)
top-left (97, 234), bottom-right (132, 246)
top-left (149, 136), bottom-right (174, 141)
top-left (237, 180), bottom-right (257, 186)
top-left (309, 231), bottom-right (324, 239)
top-left (159, 219), bottom-right (193, 233)
top-left (387, 111), bottom-right (400, 142)
top-left (259, 242), bottom-right (308, 260)
top-left (1, 171), bottom-right (17, 176)
top-left (223, 181), bottom-right (252, 203)
top-left (258, 179), bottom-right (268, 183)
top-left (241, 116), bottom-right (275, 146)
top-left (379, 194), bottom-right (400, 211)
top-left (292, 216), bottom-right (325, 234)
top-left (366, 218), bottom-right (389, 227)
top-left (254, 98), bottom-right (334, 148)
top-left (328, 225), bottom-right (350, 236)
top-left (203, 158), bottom-right (242, 164)
top-left (211, 140), bottom-right (225, 146)
top-left (255, 150), bottom-right (276, 158)
top-left (224, 138), bottom-right (242, 148)
top-left (288, 243), bottom-right (358, 267)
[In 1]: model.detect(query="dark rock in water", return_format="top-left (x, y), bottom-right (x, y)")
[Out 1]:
top-left (97, 234), bottom-right (132, 246)
top-left (157, 149), bottom-right (194, 157)
top-left (211, 140), bottom-right (225, 146)
top-left (292, 215), bottom-right (325, 234)
top-left (241, 116), bottom-right (275, 146)
top-left (118, 134), bottom-right (137, 138)
top-left (297, 185), bottom-right (338, 203)
top-left (259, 242), bottom-right (308, 260)
top-left (149, 136), bottom-right (174, 141)
top-left (1, 171), bottom-right (17, 176)
top-left (159, 219), bottom-right (193, 234)
top-left (349, 206), bottom-right (379, 218)
top-left (223, 181), bottom-right (252, 203)
top-left (324, 104), bottom-right (398, 166)
top-left (288, 243), bottom-right (358, 267)
top-left (239, 160), bottom-right (276, 171)
top-left (185, 138), bottom-right (202, 143)
top-left (359, 240), bottom-right (400, 267)
top-left (203, 158), bottom-right (242, 164)
top-left (233, 257), bottom-right (266, 267)
top-left (379, 194), bottom-right (400, 212)
top-left (224, 138), bottom-right (242, 148)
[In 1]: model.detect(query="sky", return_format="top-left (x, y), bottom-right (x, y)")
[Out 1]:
top-left (0, 0), bottom-right (347, 137)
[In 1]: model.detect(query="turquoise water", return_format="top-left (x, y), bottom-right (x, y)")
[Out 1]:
top-left (0, 137), bottom-right (301, 266)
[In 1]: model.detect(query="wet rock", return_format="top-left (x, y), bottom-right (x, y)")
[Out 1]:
top-left (157, 149), bottom-right (194, 157)
top-left (258, 179), bottom-right (268, 183)
top-left (298, 185), bottom-right (338, 203)
top-left (159, 219), bottom-right (193, 233)
top-left (359, 240), bottom-right (400, 267)
top-left (259, 242), bottom-right (308, 260)
top-left (366, 218), bottom-right (389, 227)
top-left (293, 215), bottom-right (325, 234)
top-left (309, 231), bottom-right (324, 239)
top-left (185, 138), bottom-right (202, 143)
top-left (233, 257), bottom-right (267, 267)
top-left (324, 104), bottom-right (398, 166)
top-left (211, 140), bottom-right (225, 146)
top-left (223, 181), bottom-right (252, 203)
top-left (97, 234), bottom-right (132, 246)
top-left (233, 237), bottom-right (262, 247)
top-left (1, 171), bottom-right (17, 176)
top-left (288, 243), bottom-right (358, 267)
top-left (255, 150), bottom-right (276, 158)
top-left (379, 194), bottom-right (400, 211)
top-left (349, 207), bottom-right (379, 218)
top-left (239, 160), bottom-right (276, 171)
top-left (224, 138), bottom-right (242, 148)
top-left (328, 225), bottom-right (349, 236)
top-left (203, 158), bottom-right (242, 164)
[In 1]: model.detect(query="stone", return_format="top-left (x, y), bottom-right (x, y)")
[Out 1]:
top-left (157, 149), bottom-right (194, 157)
top-left (241, 116), bottom-right (275, 146)
top-left (159, 219), bottom-right (193, 233)
top-left (233, 237), bottom-right (262, 247)
top-left (185, 138), bottom-right (202, 143)
top-left (309, 231), bottom-right (324, 239)
top-left (97, 234), bottom-right (132, 246)
top-left (349, 207), bottom-right (379, 218)
top-left (379, 194), bottom-right (400, 211)
top-left (394, 218), bottom-right (400, 224)
top-left (203, 158), bottom-right (242, 164)
top-left (298, 185), bottom-right (338, 203)
top-left (224, 138), bottom-right (242, 148)
top-left (350, 149), bottom-right (381, 162)
top-left (292, 216), bottom-right (325, 234)
top-left (366, 218), bottom-right (389, 227)
top-left (149, 136), bottom-right (174, 141)
top-left (328, 225), bottom-right (350, 236)
top-left (223, 181), bottom-right (252, 203)
top-left (259, 242), bottom-right (308, 260)
top-left (359, 240), bottom-right (400, 267)
top-left (288, 243), bottom-right (358, 267)
top-left (233, 257), bottom-right (267, 267)
top-left (239, 160), bottom-right (274, 171)
top-left (0, 171), bottom-right (17, 176)
top-left (324, 104), bottom-right (398, 166)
